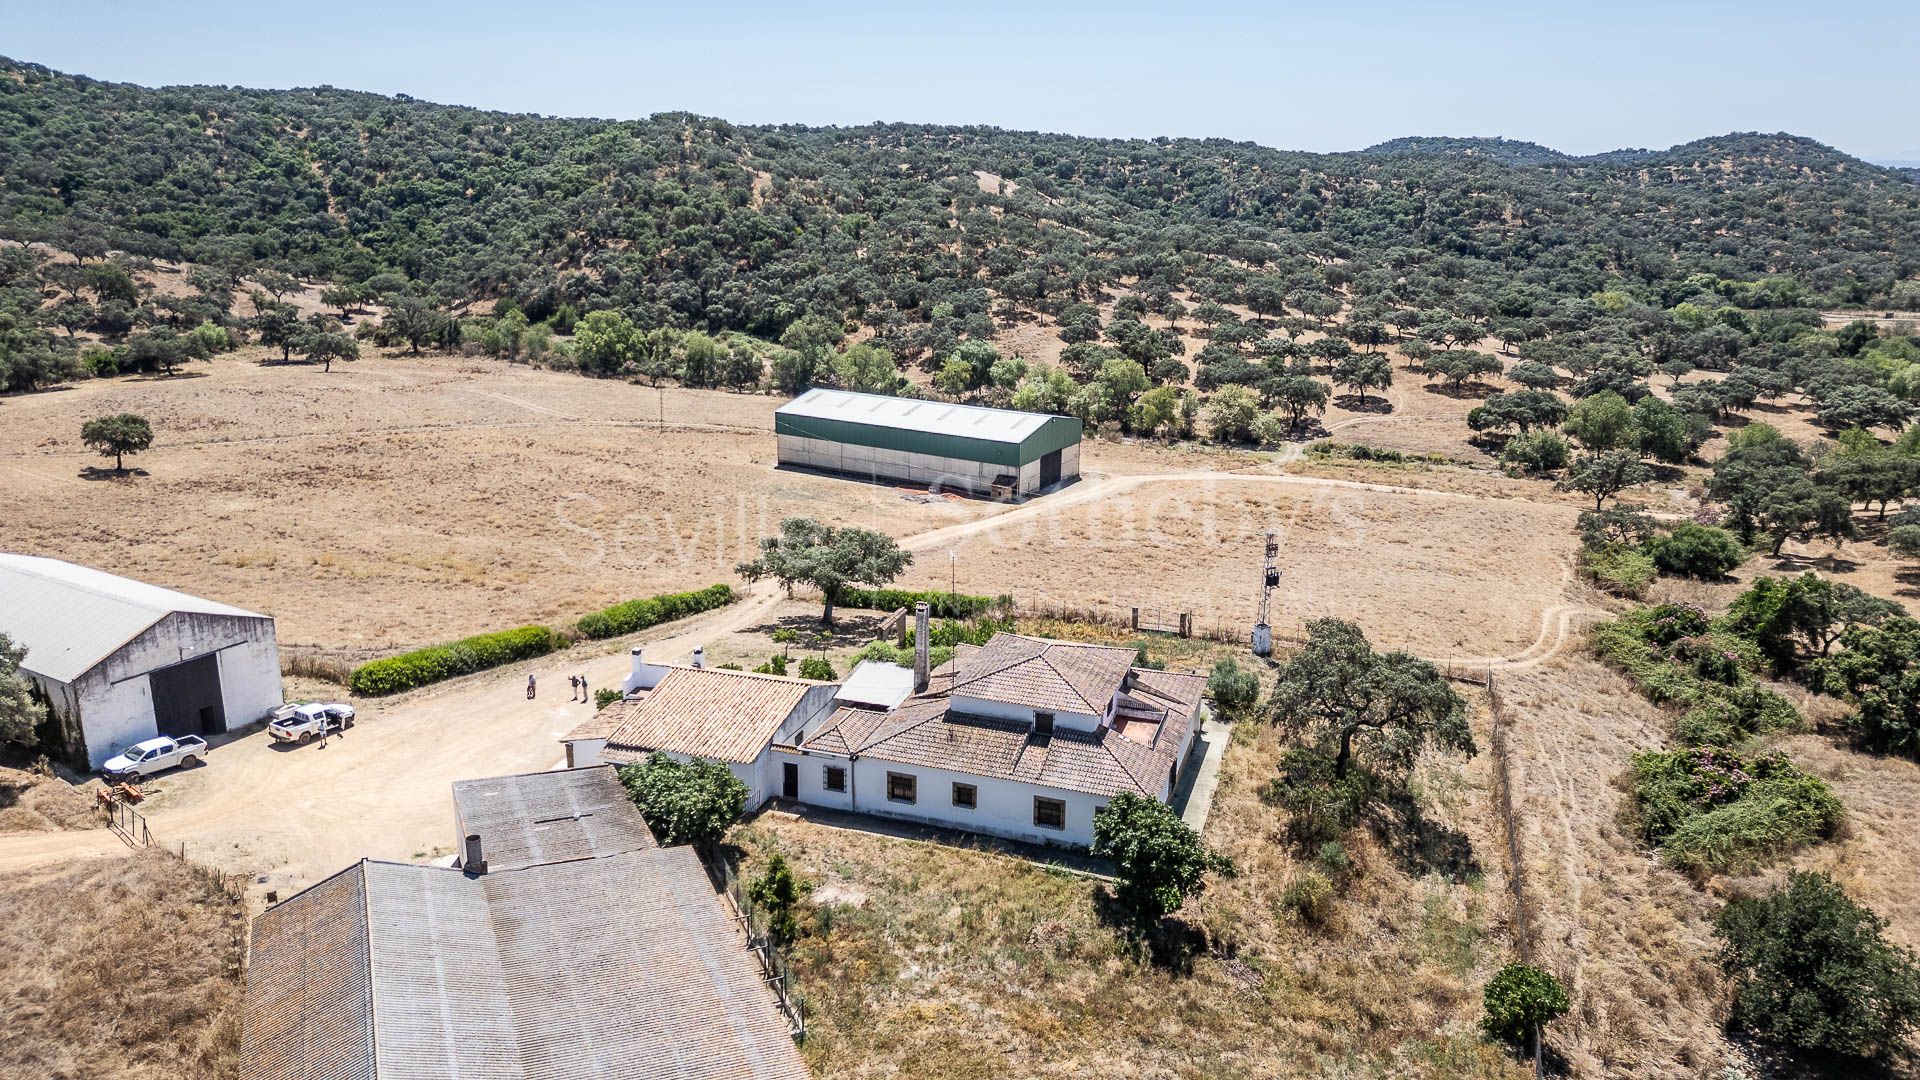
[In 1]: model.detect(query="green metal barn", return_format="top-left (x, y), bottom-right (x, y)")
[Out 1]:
top-left (774, 389), bottom-right (1081, 496)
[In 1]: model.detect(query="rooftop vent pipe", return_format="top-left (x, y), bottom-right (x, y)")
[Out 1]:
top-left (692, 646), bottom-right (705, 669)
top-left (463, 833), bottom-right (487, 875)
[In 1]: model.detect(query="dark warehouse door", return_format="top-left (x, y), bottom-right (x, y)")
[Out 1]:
top-left (1039, 449), bottom-right (1063, 487)
top-left (150, 653), bottom-right (226, 738)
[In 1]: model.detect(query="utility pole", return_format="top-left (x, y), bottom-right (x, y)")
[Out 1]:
top-left (1251, 530), bottom-right (1280, 657)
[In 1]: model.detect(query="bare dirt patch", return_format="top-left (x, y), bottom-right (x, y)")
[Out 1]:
top-left (912, 477), bottom-right (1583, 659)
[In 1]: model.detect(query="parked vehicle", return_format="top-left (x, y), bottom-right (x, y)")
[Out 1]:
top-left (101, 735), bottom-right (209, 779)
top-left (268, 702), bottom-right (356, 744)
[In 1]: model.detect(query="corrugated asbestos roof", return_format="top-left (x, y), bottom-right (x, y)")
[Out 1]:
top-left (245, 849), bottom-right (808, 1080)
top-left (0, 552), bottom-right (267, 682)
top-left (776, 388), bottom-right (1053, 444)
top-left (451, 767), bottom-right (654, 873)
top-left (600, 667), bottom-right (817, 764)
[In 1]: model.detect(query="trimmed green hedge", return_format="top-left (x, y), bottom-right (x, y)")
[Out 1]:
top-left (349, 625), bottom-right (563, 697)
top-left (838, 588), bottom-right (1008, 619)
top-left (576, 584), bottom-right (734, 640)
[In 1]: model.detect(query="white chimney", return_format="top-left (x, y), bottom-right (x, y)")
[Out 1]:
top-left (463, 833), bottom-right (487, 875)
top-left (624, 647), bottom-right (668, 694)
top-left (692, 646), bottom-right (705, 669)
top-left (913, 602), bottom-right (930, 693)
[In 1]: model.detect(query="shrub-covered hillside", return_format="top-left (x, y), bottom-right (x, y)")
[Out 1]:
top-left (3, 54), bottom-right (1918, 353)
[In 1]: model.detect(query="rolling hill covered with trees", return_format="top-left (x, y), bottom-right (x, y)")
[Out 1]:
top-left (3, 55), bottom-right (1918, 348)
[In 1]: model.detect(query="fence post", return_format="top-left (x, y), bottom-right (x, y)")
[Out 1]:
top-left (1130, 607), bottom-right (1140, 631)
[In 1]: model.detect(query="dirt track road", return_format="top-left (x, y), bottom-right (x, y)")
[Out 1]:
top-left (0, 464), bottom-right (1602, 894)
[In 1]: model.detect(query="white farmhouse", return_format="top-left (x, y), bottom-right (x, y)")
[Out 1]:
top-left (563, 649), bottom-right (839, 807)
top-left (771, 631), bottom-right (1204, 848)
top-left (0, 553), bottom-right (283, 769)
top-left (563, 608), bottom-right (1204, 850)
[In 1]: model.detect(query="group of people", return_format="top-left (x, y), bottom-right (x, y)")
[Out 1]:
top-left (525, 673), bottom-right (594, 701)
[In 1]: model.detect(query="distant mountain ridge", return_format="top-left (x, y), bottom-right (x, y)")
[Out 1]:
top-left (1360, 132), bottom-right (1880, 172)
top-left (1, 54), bottom-right (1915, 341)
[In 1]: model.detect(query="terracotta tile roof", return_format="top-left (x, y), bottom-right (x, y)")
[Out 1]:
top-left (601, 667), bottom-right (820, 764)
top-left (451, 766), bottom-right (654, 873)
top-left (803, 647), bottom-right (1206, 800)
top-left (950, 634), bottom-right (1137, 715)
top-left (562, 688), bottom-right (651, 743)
top-left (244, 848), bottom-right (808, 1080)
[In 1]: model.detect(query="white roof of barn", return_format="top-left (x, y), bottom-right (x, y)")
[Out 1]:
top-left (777, 388), bottom-right (1054, 444)
top-left (0, 553), bottom-right (266, 683)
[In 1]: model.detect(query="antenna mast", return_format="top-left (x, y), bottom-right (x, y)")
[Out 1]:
top-left (1252, 530), bottom-right (1280, 657)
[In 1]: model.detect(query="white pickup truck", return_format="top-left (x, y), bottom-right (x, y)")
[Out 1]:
top-left (268, 702), bottom-right (356, 744)
top-left (101, 735), bottom-right (209, 779)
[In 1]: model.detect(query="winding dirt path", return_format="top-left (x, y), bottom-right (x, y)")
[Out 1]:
top-left (0, 463), bottom-right (1603, 887)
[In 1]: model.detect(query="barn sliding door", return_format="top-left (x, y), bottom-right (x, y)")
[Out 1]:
top-left (149, 653), bottom-right (226, 737)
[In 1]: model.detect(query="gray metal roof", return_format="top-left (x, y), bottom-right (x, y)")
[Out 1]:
top-left (451, 766), bottom-right (655, 873)
top-left (244, 848), bottom-right (808, 1080)
top-left (776, 388), bottom-right (1053, 444)
top-left (0, 553), bottom-right (267, 682)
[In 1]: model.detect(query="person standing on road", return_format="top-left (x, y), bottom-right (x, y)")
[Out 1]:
top-left (568, 674), bottom-right (579, 701)
top-left (579, 674), bottom-right (588, 702)
top-left (527, 673), bottom-right (537, 700)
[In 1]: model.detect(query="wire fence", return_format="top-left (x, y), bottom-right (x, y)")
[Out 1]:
top-left (102, 795), bottom-right (153, 848)
top-left (708, 853), bottom-right (807, 1041)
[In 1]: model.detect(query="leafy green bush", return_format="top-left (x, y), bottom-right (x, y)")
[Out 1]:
top-left (1280, 871), bottom-right (1335, 924)
top-left (1264, 746), bottom-right (1376, 847)
top-left (1481, 963), bottom-right (1570, 1046)
top-left (1589, 605), bottom-right (1802, 740)
top-left (1579, 544), bottom-right (1656, 598)
top-left (797, 656), bottom-right (837, 681)
top-left (928, 615), bottom-right (1013, 648)
top-left (575, 583), bottom-right (734, 640)
top-left (1501, 430), bottom-right (1570, 473)
top-left (1811, 616), bottom-right (1920, 759)
top-left (1645, 523), bottom-right (1746, 579)
top-left (616, 752), bottom-right (749, 846)
top-left (593, 687), bottom-right (623, 710)
top-left (1629, 747), bottom-right (1842, 875)
top-left (1206, 658), bottom-right (1260, 717)
top-left (848, 639), bottom-right (956, 671)
top-left (348, 624), bottom-right (562, 696)
top-left (748, 853), bottom-right (805, 942)
top-left (1715, 871), bottom-right (1920, 1059)
top-left (753, 654), bottom-right (790, 676)
top-left (835, 588), bottom-right (1006, 618)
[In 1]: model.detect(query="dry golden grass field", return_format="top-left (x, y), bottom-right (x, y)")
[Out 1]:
top-left (5, 338), bottom-right (1919, 1080)
top-left (0, 851), bottom-right (245, 1080)
top-left (737, 627), bottom-right (1526, 1080)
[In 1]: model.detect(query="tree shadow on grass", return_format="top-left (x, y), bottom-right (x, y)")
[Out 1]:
top-left (742, 610), bottom-right (892, 650)
top-left (1369, 788), bottom-right (1481, 884)
top-left (1769, 551), bottom-right (1862, 575)
top-left (1421, 380), bottom-right (1496, 399)
top-left (78, 466), bottom-right (149, 481)
top-left (1092, 888), bottom-right (1210, 975)
top-left (1332, 394), bottom-right (1394, 414)
top-left (1892, 566), bottom-right (1920, 600)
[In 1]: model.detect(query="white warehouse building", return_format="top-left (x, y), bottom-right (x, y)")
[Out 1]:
top-left (0, 554), bottom-right (283, 769)
top-left (775, 388), bottom-right (1082, 497)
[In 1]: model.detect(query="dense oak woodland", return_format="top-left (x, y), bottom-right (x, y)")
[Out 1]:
top-left (3, 53), bottom-right (1919, 452)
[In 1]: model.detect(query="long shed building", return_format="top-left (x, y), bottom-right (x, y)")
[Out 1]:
top-left (0, 553), bottom-right (282, 769)
top-left (775, 388), bottom-right (1081, 496)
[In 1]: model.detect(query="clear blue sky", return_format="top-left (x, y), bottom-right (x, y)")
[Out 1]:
top-left (4, 1), bottom-right (1917, 160)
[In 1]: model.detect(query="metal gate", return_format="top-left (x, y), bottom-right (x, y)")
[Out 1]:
top-left (150, 653), bottom-right (225, 737)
